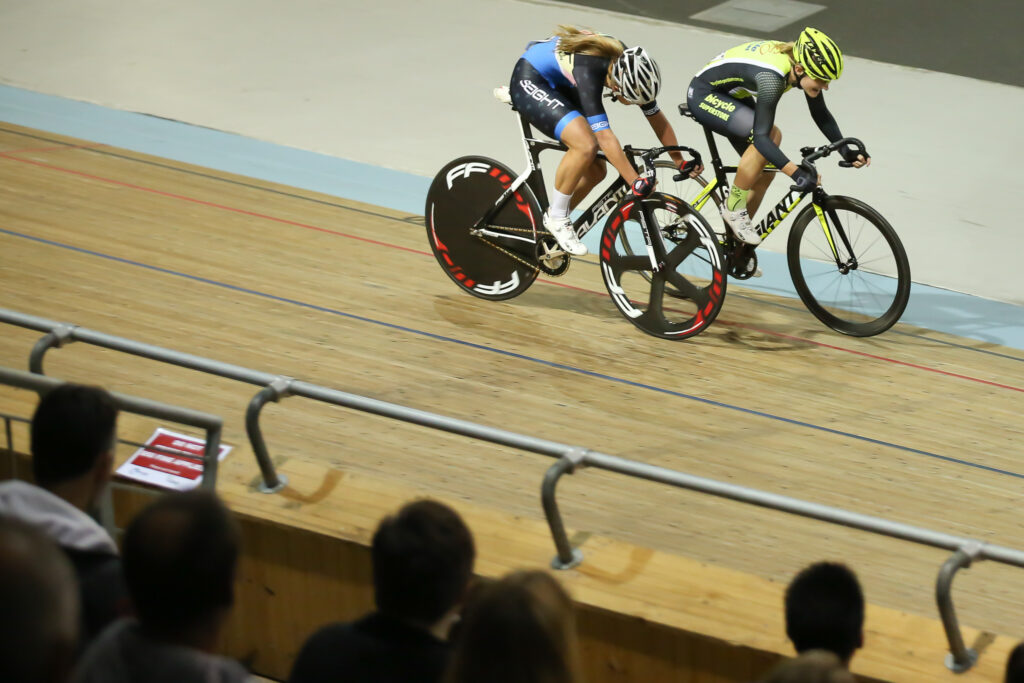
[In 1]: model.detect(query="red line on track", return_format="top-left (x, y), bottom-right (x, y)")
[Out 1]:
top-left (717, 323), bottom-right (1023, 392)
top-left (0, 153), bottom-right (429, 257)
top-left (6, 153), bottom-right (1020, 393)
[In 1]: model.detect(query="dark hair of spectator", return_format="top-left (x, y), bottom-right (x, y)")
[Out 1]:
top-left (446, 570), bottom-right (581, 683)
top-left (759, 650), bottom-right (856, 683)
top-left (0, 515), bottom-right (79, 683)
top-left (784, 562), bottom-right (864, 663)
top-left (372, 499), bottom-right (475, 624)
top-left (1006, 642), bottom-right (1024, 683)
top-left (122, 490), bottom-right (240, 635)
top-left (31, 384), bottom-right (118, 488)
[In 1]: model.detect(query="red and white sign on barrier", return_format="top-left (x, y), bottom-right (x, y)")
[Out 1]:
top-left (116, 428), bottom-right (232, 491)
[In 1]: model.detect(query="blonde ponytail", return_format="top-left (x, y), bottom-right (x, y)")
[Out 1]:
top-left (554, 25), bottom-right (624, 59)
top-left (778, 41), bottom-right (797, 67)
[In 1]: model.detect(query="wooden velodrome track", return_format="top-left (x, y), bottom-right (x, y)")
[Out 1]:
top-left (1, 121), bottom-right (1023, 673)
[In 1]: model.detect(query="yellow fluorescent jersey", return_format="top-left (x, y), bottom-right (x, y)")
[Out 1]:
top-left (696, 40), bottom-right (795, 99)
top-left (688, 39), bottom-right (843, 171)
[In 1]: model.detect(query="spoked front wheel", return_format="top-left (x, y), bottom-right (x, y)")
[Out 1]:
top-left (425, 155), bottom-right (543, 300)
top-left (600, 193), bottom-right (727, 340)
top-left (615, 162), bottom-right (725, 287)
top-left (787, 195), bottom-right (911, 336)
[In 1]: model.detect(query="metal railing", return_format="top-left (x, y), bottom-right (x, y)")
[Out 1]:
top-left (540, 450), bottom-right (1024, 673)
top-left (0, 367), bottom-right (224, 490)
top-left (3, 309), bottom-right (289, 492)
top-left (1, 307), bottom-right (1018, 672)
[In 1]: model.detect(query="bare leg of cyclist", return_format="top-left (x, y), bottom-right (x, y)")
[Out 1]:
top-left (744, 127), bottom-right (782, 218)
top-left (553, 118), bottom-right (598, 207)
top-left (720, 144), bottom-right (768, 247)
top-left (721, 126), bottom-right (778, 247)
top-left (725, 126), bottom-right (781, 276)
top-left (570, 159), bottom-right (607, 209)
top-left (543, 117), bottom-right (596, 255)
top-left (746, 168), bottom-right (775, 217)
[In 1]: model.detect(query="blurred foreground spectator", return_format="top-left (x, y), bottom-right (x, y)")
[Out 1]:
top-left (74, 490), bottom-right (251, 683)
top-left (759, 650), bottom-right (856, 683)
top-left (289, 499), bottom-right (476, 683)
top-left (0, 383), bottom-right (126, 645)
top-left (785, 561), bottom-right (864, 666)
top-left (0, 515), bottom-right (79, 683)
top-left (1006, 641), bottom-right (1024, 683)
top-left (445, 569), bottom-right (582, 683)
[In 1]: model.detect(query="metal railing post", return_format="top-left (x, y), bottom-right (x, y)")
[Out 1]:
top-left (245, 377), bottom-right (293, 493)
top-left (200, 423), bottom-right (223, 491)
top-left (3, 416), bottom-right (14, 478)
top-left (29, 324), bottom-right (77, 375)
top-left (937, 543), bottom-right (983, 673)
top-left (542, 448), bottom-right (588, 570)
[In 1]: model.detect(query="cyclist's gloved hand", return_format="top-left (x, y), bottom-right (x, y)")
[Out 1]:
top-left (838, 143), bottom-right (869, 166)
top-left (790, 167), bottom-right (817, 193)
top-left (631, 175), bottom-right (655, 198)
top-left (678, 159), bottom-right (702, 178)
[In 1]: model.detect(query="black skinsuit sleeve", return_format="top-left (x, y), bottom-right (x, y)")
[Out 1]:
top-left (572, 54), bottom-right (611, 121)
top-left (751, 71), bottom-right (790, 169)
top-left (807, 93), bottom-right (843, 142)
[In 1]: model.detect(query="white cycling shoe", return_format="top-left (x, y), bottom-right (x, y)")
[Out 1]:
top-left (720, 205), bottom-right (762, 245)
top-left (543, 212), bottom-right (587, 256)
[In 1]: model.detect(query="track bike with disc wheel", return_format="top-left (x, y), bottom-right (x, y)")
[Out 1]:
top-left (628, 102), bottom-right (911, 337)
top-left (424, 94), bottom-right (727, 340)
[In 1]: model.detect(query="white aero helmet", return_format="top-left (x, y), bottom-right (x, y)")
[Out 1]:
top-left (611, 46), bottom-right (661, 104)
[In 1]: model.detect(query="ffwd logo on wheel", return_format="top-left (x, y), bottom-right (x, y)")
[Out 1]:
top-left (446, 162), bottom-right (490, 189)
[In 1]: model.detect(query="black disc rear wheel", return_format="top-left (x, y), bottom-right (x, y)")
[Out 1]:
top-left (425, 155), bottom-right (541, 300)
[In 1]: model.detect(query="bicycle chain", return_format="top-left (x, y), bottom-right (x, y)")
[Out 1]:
top-left (475, 225), bottom-right (571, 276)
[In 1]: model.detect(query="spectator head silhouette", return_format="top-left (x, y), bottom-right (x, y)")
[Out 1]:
top-left (0, 515), bottom-right (79, 683)
top-left (784, 562), bottom-right (864, 665)
top-left (31, 384), bottom-right (118, 512)
top-left (122, 490), bottom-right (240, 647)
top-left (446, 569), bottom-right (582, 683)
top-left (1006, 641), bottom-right (1024, 683)
top-left (760, 650), bottom-right (856, 683)
top-left (372, 499), bottom-right (475, 628)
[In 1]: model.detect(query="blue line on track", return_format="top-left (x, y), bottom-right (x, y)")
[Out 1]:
top-left (3, 226), bottom-right (1021, 480)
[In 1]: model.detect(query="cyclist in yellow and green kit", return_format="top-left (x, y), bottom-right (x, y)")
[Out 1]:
top-left (686, 28), bottom-right (870, 246)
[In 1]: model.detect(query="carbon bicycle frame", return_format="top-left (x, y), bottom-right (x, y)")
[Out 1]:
top-left (690, 123), bottom-right (854, 261)
top-left (473, 113), bottom-right (638, 242)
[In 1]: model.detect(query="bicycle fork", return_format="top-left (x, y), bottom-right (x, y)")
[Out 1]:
top-left (627, 198), bottom-right (672, 273)
top-left (811, 189), bottom-right (858, 273)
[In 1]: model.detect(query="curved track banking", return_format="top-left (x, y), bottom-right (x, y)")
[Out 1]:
top-left (1, 224), bottom-right (1020, 481)
top-left (0, 137), bottom-right (1020, 395)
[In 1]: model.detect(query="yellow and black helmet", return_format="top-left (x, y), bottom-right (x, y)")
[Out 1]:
top-left (794, 27), bottom-right (843, 81)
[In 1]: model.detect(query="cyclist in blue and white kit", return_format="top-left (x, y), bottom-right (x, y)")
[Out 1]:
top-left (509, 25), bottom-right (699, 256)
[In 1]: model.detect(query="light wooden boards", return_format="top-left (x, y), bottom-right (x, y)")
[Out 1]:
top-left (1, 122), bottom-right (1022, 679)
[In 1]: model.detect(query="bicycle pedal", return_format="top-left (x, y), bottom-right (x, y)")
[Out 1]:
top-left (729, 247), bottom-right (761, 280)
